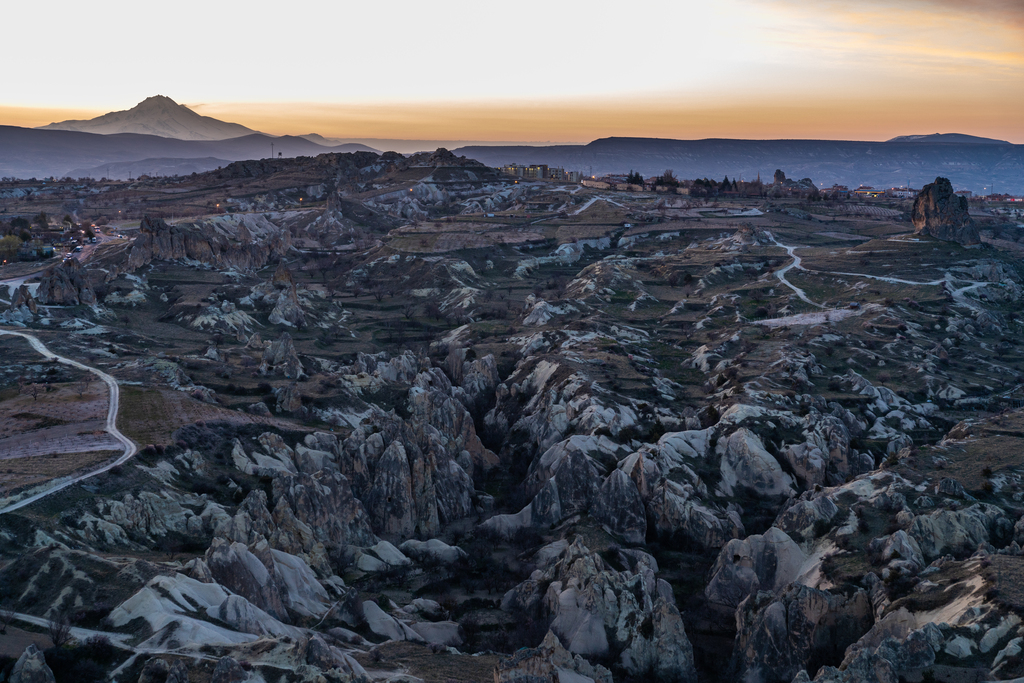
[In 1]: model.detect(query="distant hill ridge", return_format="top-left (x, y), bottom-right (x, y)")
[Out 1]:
top-left (453, 136), bottom-right (1024, 194)
top-left (5, 98), bottom-right (1023, 192)
top-left (0, 126), bottom-right (379, 180)
top-left (886, 133), bottom-right (1011, 145)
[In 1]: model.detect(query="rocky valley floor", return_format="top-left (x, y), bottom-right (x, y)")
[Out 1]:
top-left (1, 153), bottom-right (1024, 683)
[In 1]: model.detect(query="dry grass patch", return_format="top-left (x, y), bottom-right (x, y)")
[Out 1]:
top-left (0, 381), bottom-right (107, 435)
top-left (990, 555), bottom-right (1024, 613)
top-left (0, 381), bottom-right (117, 461)
top-left (387, 223), bottom-right (548, 253)
top-left (0, 449), bottom-right (120, 497)
top-left (118, 386), bottom-right (305, 448)
top-left (924, 434), bottom-right (1024, 495)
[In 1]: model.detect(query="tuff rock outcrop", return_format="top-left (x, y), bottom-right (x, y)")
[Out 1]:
top-left (205, 538), bottom-right (291, 620)
top-left (705, 527), bottom-right (808, 608)
top-left (260, 332), bottom-right (305, 379)
top-left (339, 370), bottom-right (484, 538)
top-left (793, 622), bottom-right (946, 683)
top-left (495, 631), bottom-right (614, 683)
top-left (9, 645), bottom-right (56, 683)
top-left (267, 263), bottom-right (307, 327)
top-left (501, 538), bottom-right (697, 682)
top-left (9, 284), bottom-right (37, 313)
top-left (908, 503), bottom-right (1008, 561)
top-left (912, 176), bottom-right (980, 246)
top-left (35, 257), bottom-right (96, 305)
top-left (211, 656), bottom-right (248, 683)
top-left (732, 584), bottom-right (873, 683)
top-left (717, 427), bottom-right (795, 498)
top-left (128, 215), bottom-right (290, 272)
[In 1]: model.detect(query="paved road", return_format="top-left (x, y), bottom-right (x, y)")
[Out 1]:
top-left (0, 330), bottom-right (136, 515)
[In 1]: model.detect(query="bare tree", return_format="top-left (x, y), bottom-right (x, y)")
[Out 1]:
top-left (425, 301), bottom-right (443, 321)
top-left (48, 610), bottom-right (73, 647)
top-left (0, 602), bottom-right (15, 635)
top-left (315, 257), bottom-right (336, 282)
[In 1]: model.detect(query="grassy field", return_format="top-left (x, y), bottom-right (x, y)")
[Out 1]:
top-left (0, 449), bottom-right (119, 499)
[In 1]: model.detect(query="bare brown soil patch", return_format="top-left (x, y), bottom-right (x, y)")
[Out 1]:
top-left (0, 625), bottom-right (54, 657)
top-left (0, 381), bottom-right (116, 459)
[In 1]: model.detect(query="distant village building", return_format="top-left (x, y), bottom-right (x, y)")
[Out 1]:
top-left (767, 170), bottom-right (818, 198)
top-left (582, 175), bottom-right (647, 192)
top-left (500, 164), bottom-right (582, 182)
top-left (17, 240), bottom-right (54, 261)
top-left (954, 189), bottom-right (973, 198)
top-left (887, 187), bottom-right (919, 199)
top-left (825, 185), bottom-right (851, 198)
top-left (853, 185), bottom-right (884, 198)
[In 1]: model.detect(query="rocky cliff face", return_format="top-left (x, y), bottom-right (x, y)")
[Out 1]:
top-left (912, 177), bottom-right (980, 246)
top-left (35, 257), bottom-right (96, 305)
top-left (502, 538), bottom-right (698, 682)
top-left (343, 370), bottom-right (481, 538)
top-left (496, 631), bottom-right (613, 683)
top-left (732, 584), bottom-right (872, 683)
top-left (127, 214), bottom-right (290, 272)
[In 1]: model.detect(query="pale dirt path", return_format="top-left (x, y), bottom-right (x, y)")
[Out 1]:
top-left (766, 232), bottom-right (823, 308)
top-left (826, 271), bottom-right (945, 286)
top-left (0, 330), bottom-right (137, 515)
top-left (753, 304), bottom-right (882, 328)
top-left (572, 196), bottom-right (601, 215)
top-left (767, 233), bottom-right (989, 314)
top-left (9, 612), bottom-right (133, 648)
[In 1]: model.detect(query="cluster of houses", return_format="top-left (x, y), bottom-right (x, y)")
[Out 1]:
top-left (826, 185), bottom-right (1021, 202)
top-left (8, 221), bottom-right (97, 261)
top-left (16, 240), bottom-right (55, 260)
top-left (499, 164), bottom-right (582, 183)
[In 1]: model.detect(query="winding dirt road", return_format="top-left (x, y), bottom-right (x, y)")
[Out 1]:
top-left (766, 232), bottom-right (823, 308)
top-left (767, 232), bottom-right (989, 314)
top-left (0, 329), bottom-right (136, 515)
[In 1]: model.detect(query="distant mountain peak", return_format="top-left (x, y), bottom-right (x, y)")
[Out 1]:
top-left (135, 94), bottom-right (182, 109)
top-left (36, 96), bottom-right (259, 142)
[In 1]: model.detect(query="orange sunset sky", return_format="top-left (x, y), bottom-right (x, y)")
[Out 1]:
top-left (3, 0), bottom-right (1022, 143)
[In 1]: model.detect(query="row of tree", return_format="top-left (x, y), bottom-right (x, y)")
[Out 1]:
top-left (622, 170), bottom-right (759, 196)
